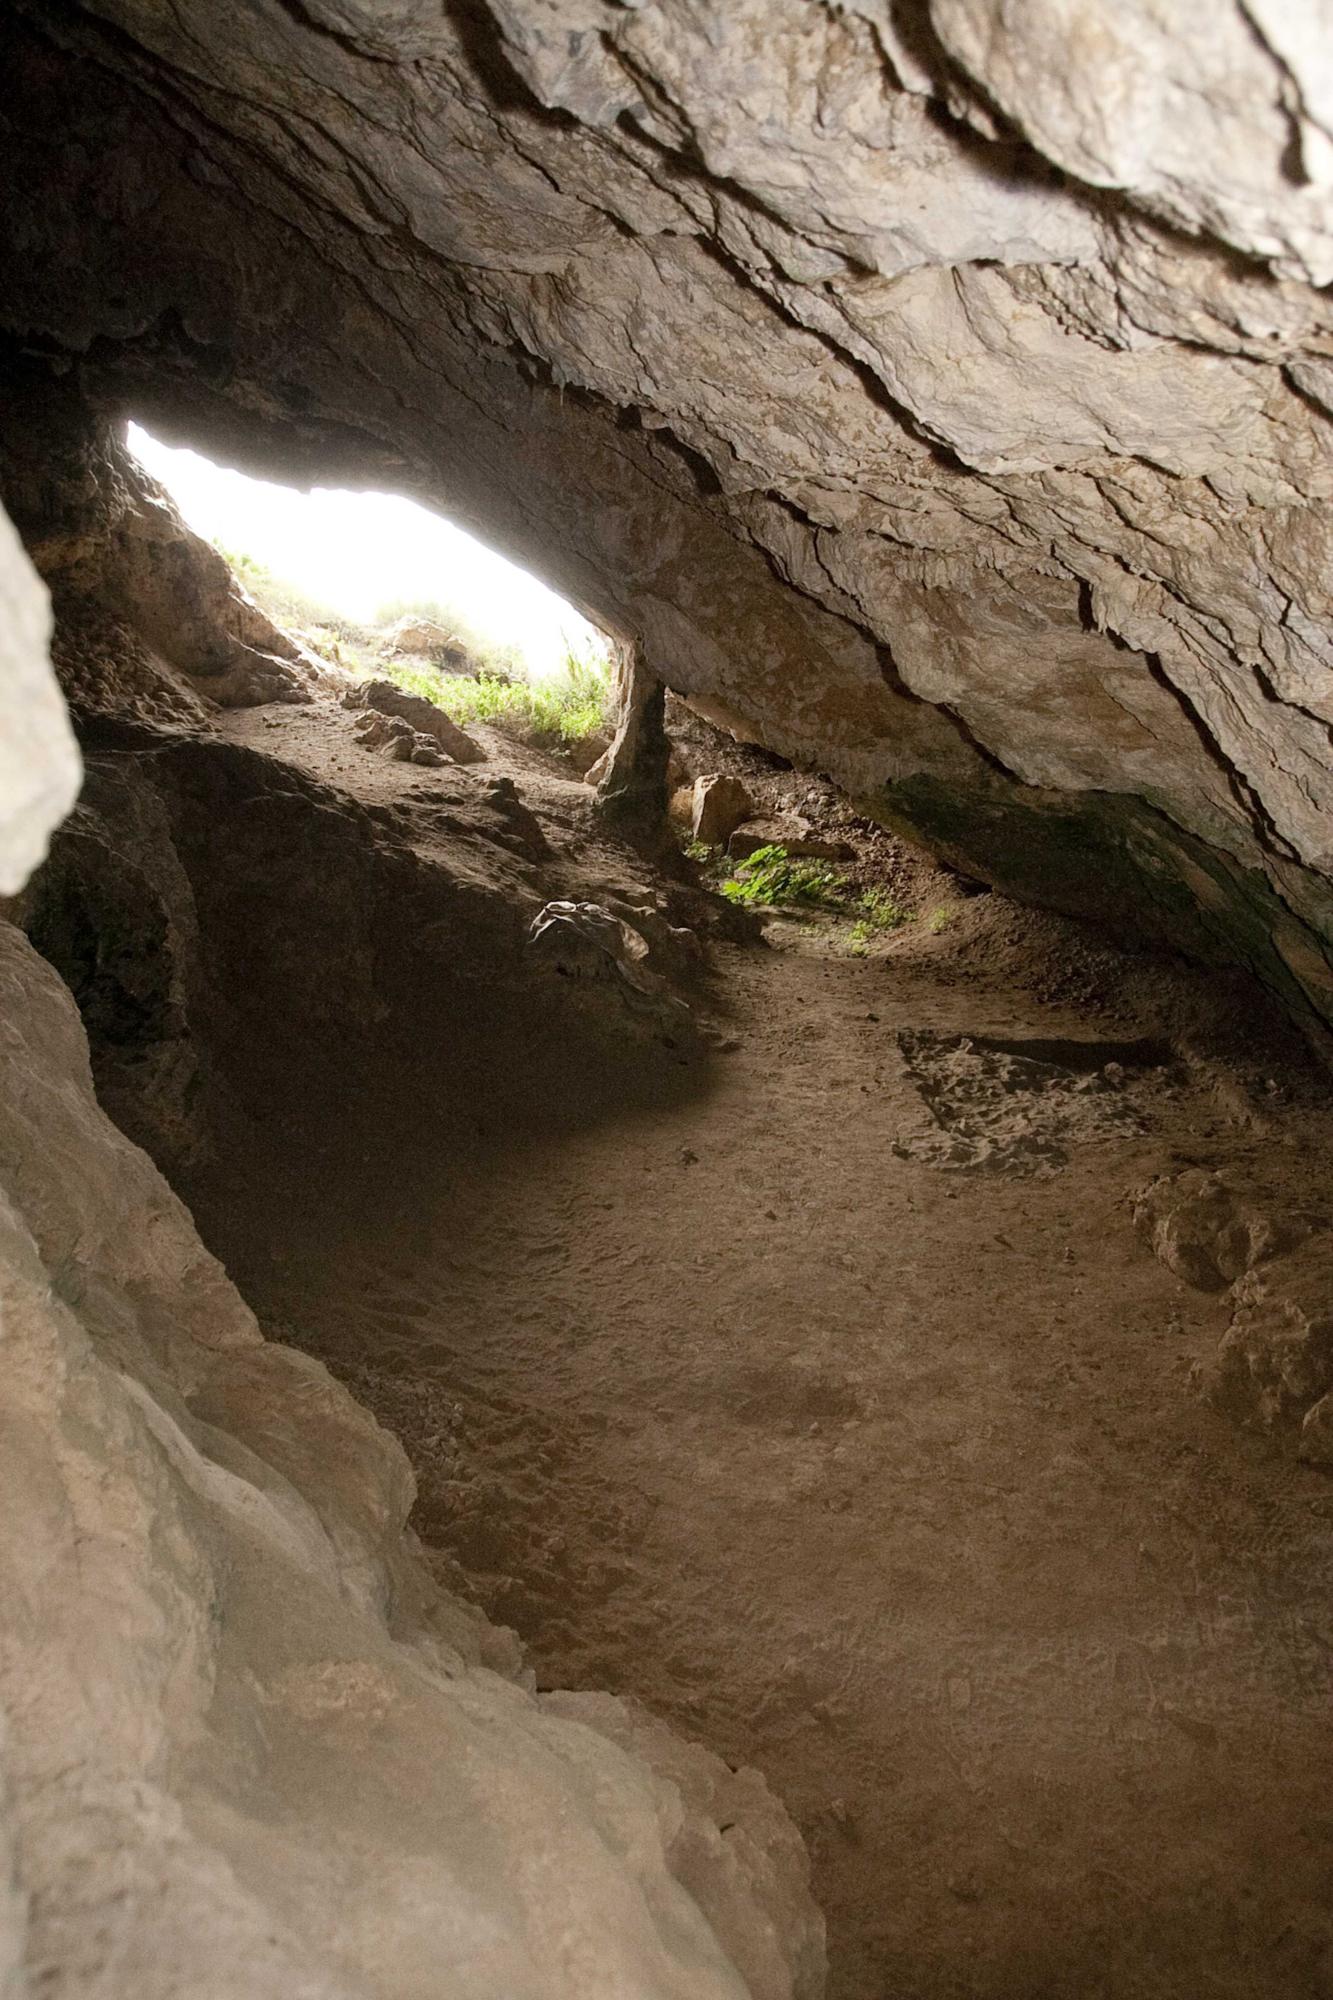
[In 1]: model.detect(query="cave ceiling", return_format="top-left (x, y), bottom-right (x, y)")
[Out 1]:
top-left (3, 0), bottom-right (1333, 1027)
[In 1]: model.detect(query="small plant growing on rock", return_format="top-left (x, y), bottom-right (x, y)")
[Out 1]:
top-left (855, 888), bottom-right (907, 934)
top-left (720, 845), bottom-right (843, 910)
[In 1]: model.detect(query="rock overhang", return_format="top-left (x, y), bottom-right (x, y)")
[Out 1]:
top-left (2, 0), bottom-right (1332, 1035)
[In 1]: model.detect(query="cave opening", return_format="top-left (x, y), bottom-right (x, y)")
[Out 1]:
top-left (126, 421), bottom-right (612, 687)
top-left (4, 8), bottom-right (1333, 2000)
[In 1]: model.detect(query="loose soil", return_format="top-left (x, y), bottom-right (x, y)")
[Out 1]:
top-left (181, 700), bottom-right (1333, 2000)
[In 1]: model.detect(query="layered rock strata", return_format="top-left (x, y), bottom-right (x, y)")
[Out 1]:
top-left (0, 3), bottom-right (1331, 1030)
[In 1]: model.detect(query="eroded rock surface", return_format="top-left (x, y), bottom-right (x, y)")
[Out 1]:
top-left (3, 4), bottom-right (1333, 1028)
top-left (0, 370), bottom-right (314, 723)
top-left (1133, 1167), bottom-right (1333, 1451)
top-left (344, 679), bottom-right (486, 764)
top-left (1131, 1170), bottom-right (1305, 1293)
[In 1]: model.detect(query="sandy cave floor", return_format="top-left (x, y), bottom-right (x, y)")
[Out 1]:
top-left (176, 700), bottom-right (1333, 2000)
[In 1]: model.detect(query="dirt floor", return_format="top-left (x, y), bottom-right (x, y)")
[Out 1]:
top-left (167, 699), bottom-right (1333, 2000)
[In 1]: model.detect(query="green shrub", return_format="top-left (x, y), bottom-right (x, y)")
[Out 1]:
top-left (720, 846), bottom-right (845, 909)
top-left (213, 541), bottom-right (614, 743)
top-left (854, 888), bottom-right (908, 935)
top-left (378, 644), bottom-right (613, 747)
top-left (720, 847), bottom-right (914, 945)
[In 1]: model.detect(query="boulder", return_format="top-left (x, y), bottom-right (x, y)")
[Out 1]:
top-left (351, 710), bottom-right (447, 764)
top-left (1131, 1170), bottom-right (1306, 1292)
top-left (728, 819), bottom-right (854, 864)
top-left (343, 679), bottom-right (485, 763)
top-left (385, 613), bottom-right (454, 657)
top-left (691, 774), bottom-right (752, 848)
top-left (1204, 1240), bottom-right (1333, 1435)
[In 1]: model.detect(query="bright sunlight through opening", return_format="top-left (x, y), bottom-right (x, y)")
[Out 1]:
top-left (127, 424), bottom-right (606, 681)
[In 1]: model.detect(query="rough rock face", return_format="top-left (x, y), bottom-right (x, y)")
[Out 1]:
top-left (2, 4), bottom-right (1333, 1030)
top-left (1133, 1167), bottom-right (1333, 1461)
top-left (343, 679), bottom-right (487, 763)
top-left (0, 371), bottom-right (314, 723)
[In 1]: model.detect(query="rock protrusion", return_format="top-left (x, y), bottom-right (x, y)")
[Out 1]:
top-left (592, 645), bottom-right (670, 846)
top-left (528, 899), bottom-right (694, 1041)
top-left (728, 819), bottom-right (854, 864)
top-left (1131, 1169), bottom-right (1306, 1292)
top-left (342, 679), bottom-right (485, 763)
top-left (0, 916), bottom-right (823, 2000)
top-left (1133, 1168), bottom-right (1333, 1452)
top-left (1204, 1241), bottom-right (1333, 1441)
top-left (691, 774), bottom-right (752, 848)
top-left (0, 499), bottom-right (79, 896)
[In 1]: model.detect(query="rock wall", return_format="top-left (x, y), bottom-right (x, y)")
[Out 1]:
top-left (3, 3), bottom-right (1333, 1033)
top-left (0, 370), bottom-right (317, 724)
top-left (0, 493), bottom-right (79, 897)
top-left (0, 497), bottom-right (824, 1996)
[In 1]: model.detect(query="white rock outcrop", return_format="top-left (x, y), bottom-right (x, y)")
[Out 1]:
top-left (0, 505), bottom-right (79, 896)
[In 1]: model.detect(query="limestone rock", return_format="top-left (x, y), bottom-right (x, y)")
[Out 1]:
top-left (728, 821), bottom-right (853, 865)
top-left (1131, 1170), bottom-right (1305, 1293)
top-left (4, 6), bottom-right (1333, 1029)
top-left (385, 613), bottom-right (456, 658)
top-left (692, 776), bottom-right (753, 850)
top-left (0, 378), bottom-right (313, 722)
top-left (1205, 1240), bottom-right (1333, 1435)
top-left (343, 680), bottom-right (485, 763)
top-left (0, 502), bottom-right (79, 897)
top-left (528, 899), bottom-right (694, 1039)
top-left (0, 919), bottom-right (822, 1999)
top-left (351, 709), bottom-right (447, 764)
top-left (593, 648), bottom-right (670, 845)
top-left (669, 784), bottom-right (696, 829)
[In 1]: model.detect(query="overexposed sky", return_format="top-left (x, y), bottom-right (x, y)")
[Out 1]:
top-left (127, 424), bottom-right (603, 677)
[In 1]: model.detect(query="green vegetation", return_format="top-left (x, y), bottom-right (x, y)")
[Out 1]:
top-left (719, 844), bottom-right (844, 910)
top-left (215, 541), bottom-right (613, 748)
top-left (378, 646), bottom-right (612, 747)
top-left (217, 546), bottom-right (369, 644)
top-left (717, 845), bottom-right (910, 948)
top-left (927, 903), bottom-right (957, 934)
top-left (855, 886), bottom-right (908, 935)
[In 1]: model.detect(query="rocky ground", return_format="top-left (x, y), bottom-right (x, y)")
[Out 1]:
top-left (60, 686), bottom-right (1332, 2000)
